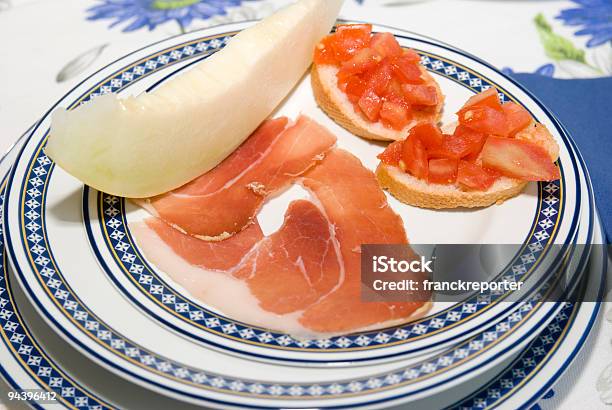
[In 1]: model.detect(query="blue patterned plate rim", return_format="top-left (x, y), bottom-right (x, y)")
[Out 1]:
top-left (449, 214), bottom-right (605, 409)
top-left (0, 157), bottom-right (114, 409)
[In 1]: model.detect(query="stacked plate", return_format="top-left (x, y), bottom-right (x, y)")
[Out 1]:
top-left (0, 22), bottom-right (606, 409)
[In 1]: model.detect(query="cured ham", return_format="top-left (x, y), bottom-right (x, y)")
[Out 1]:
top-left (141, 115), bottom-right (336, 240)
top-left (144, 199), bottom-right (342, 315)
top-left (144, 218), bottom-right (263, 272)
top-left (299, 149), bottom-right (429, 332)
top-left (233, 200), bottom-right (342, 314)
top-left (132, 119), bottom-right (431, 335)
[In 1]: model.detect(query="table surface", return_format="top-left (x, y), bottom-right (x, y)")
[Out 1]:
top-left (0, 0), bottom-right (610, 409)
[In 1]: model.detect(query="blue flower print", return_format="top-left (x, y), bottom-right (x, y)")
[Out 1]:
top-left (87, 0), bottom-right (251, 32)
top-left (557, 0), bottom-right (612, 47)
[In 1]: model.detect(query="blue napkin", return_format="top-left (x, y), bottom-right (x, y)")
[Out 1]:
top-left (510, 73), bottom-right (612, 243)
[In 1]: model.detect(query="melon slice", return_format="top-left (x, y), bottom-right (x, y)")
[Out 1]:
top-left (45, 0), bottom-right (344, 198)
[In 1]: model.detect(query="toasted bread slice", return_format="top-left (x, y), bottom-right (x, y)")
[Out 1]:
top-left (311, 64), bottom-right (444, 141)
top-left (376, 165), bottom-right (528, 209)
top-left (376, 121), bottom-right (560, 209)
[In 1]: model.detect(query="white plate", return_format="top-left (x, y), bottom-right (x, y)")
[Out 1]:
top-left (2, 22), bottom-right (595, 407)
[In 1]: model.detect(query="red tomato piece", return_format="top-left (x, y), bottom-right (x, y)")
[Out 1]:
top-left (402, 48), bottom-right (421, 64)
top-left (410, 122), bottom-right (444, 150)
top-left (401, 84), bottom-right (439, 106)
top-left (481, 165), bottom-right (503, 178)
top-left (457, 160), bottom-right (498, 190)
top-left (389, 55), bottom-right (423, 84)
top-left (453, 125), bottom-right (488, 161)
top-left (383, 78), bottom-right (405, 100)
top-left (358, 89), bottom-right (383, 122)
top-left (380, 101), bottom-right (411, 130)
top-left (458, 105), bottom-right (509, 136)
top-left (428, 128), bottom-right (487, 160)
top-left (313, 35), bottom-right (337, 65)
top-left (502, 102), bottom-right (532, 136)
top-left (338, 48), bottom-right (382, 79)
top-left (377, 140), bottom-right (404, 165)
top-left (382, 87), bottom-right (413, 124)
top-left (402, 135), bottom-right (428, 180)
top-left (481, 137), bottom-right (561, 181)
top-left (370, 32), bottom-right (403, 58)
top-left (428, 158), bottom-right (458, 184)
top-left (381, 77), bottom-right (407, 100)
top-left (331, 24), bottom-right (372, 62)
top-left (344, 76), bottom-right (368, 103)
top-left (458, 88), bottom-right (503, 113)
top-left (336, 23), bottom-right (372, 36)
top-left (365, 59), bottom-right (393, 95)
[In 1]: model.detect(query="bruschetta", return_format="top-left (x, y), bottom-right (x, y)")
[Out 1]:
top-left (375, 88), bottom-right (561, 209)
top-left (311, 24), bottom-right (444, 141)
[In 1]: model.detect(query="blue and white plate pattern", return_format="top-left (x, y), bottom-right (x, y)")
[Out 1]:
top-left (0, 135), bottom-right (114, 410)
top-left (1, 21), bottom-right (596, 407)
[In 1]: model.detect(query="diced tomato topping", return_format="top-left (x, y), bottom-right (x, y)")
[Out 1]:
top-left (330, 24), bottom-right (372, 62)
top-left (336, 23), bottom-right (372, 36)
top-left (458, 88), bottom-right (502, 113)
top-left (313, 35), bottom-right (337, 65)
top-left (453, 125), bottom-right (488, 161)
top-left (380, 101), bottom-right (411, 130)
top-left (338, 48), bottom-right (381, 79)
top-left (370, 32), bottom-right (403, 58)
top-left (428, 158), bottom-right (458, 185)
top-left (366, 59), bottom-right (393, 95)
top-left (382, 87), bottom-right (413, 120)
top-left (317, 26), bottom-right (437, 128)
top-left (410, 122), bottom-right (444, 150)
top-left (457, 90), bottom-right (534, 138)
top-left (358, 89), bottom-right (383, 121)
top-left (389, 55), bottom-right (423, 84)
top-left (481, 137), bottom-right (561, 181)
top-left (402, 136), bottom-right (428, 180)
top-left (481, 165), bottom-right (503, 178)
top-left (344, 76), bottom-right (368, 103)
top-left (402, 48), bottom-right (421, 64)
top-left (428, 127), bottom-right (486, 160)
top-left (401, 84), bottom-right (439, 106)
top-left (502, 102), bottom-right (532, 136)
top-left (378, 140), bottom-right (404, 165)
top-left (373, 83), bottom-right (551, 190)
top-left (457, 160), bottom-right (498, 190)
top-left (458, 105), bottom-right (509, 136)
top-left (384, 78), bottom-right (404, 99)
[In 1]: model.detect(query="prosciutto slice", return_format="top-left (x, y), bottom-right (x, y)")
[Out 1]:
top-left (141, 115), bottom-right (336, 240)
top-left (234, 200), bottom-right (342, 314)
top-left (144, 218), bottom-right (263, 272)
top-left (299, 149), bottom-right (429, 332)
top-left (132, 118), bottom-right (431, 335)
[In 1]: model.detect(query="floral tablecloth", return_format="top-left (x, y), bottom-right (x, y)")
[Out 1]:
top-left (0, 0), bottom-right (610, 409)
